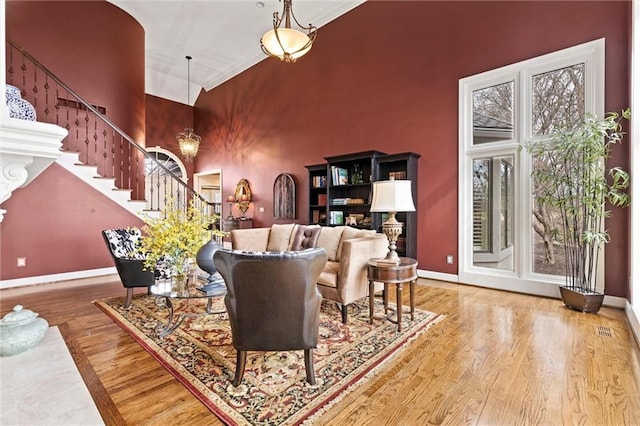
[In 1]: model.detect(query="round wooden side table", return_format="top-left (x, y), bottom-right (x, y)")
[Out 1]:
top-left (367, 257), bottom-right (418, 332)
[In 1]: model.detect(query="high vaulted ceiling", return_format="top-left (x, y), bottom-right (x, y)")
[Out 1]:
top-left (108, 0), bottom-right (365, 105)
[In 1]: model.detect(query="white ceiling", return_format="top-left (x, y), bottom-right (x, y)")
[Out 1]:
top-left (108, 0), bottom-right (365, 105)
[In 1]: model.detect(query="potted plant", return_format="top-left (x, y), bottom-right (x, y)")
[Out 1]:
top-left (525, 109), bottom-right (631, 313)
top-left (138, 199), bottom-right (225, 287)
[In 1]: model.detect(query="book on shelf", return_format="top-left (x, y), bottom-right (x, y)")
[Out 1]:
top-left (338, 168), bottom-right (349, 185)
top-left (312, 209), bottom-right (320, 223)
top-left (330, 210), bottom-right (344, 225)
top-left (388, 170), bottom-right (407, 180)
top-left (312, 175), bottom-right (326, 188)
top-left (318, 194), bottom-right (327, 206)
top-left (331, 166), bottom-right (349, 185)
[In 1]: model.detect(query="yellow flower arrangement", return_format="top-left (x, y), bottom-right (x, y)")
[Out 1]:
top-left (138, 199), bottom-right (225, 276)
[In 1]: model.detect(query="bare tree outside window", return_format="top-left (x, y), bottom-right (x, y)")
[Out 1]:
top-left (473, 82), bottom-right (514, 123)
top-left (532, 64), bottom-right (585, 136)
top-left (530, 63), bottom-right (585, 275)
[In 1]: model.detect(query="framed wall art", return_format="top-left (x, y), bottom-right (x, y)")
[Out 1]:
top-left (273, 173), bottom-right (296, 219)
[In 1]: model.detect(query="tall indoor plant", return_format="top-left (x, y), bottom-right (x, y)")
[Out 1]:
top-left (138, 199), bottom-right (225, 284)
top-left (525, 109), bottom-right (631, 312)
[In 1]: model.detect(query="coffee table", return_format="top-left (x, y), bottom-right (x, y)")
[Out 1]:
top-left (150, 274), bottom-right (227, 337)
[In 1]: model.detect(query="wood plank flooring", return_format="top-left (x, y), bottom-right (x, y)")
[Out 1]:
top-left (1, 278), bottom-right (639, 425)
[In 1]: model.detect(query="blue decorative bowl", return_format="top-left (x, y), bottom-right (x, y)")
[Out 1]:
top-left (5, 84), bottom-right (37, 121)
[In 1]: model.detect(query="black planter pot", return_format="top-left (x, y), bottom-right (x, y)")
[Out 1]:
top-left (559, 286), bottom-right (604, 313)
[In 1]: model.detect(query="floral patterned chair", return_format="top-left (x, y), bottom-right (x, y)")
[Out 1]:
top-left (102, 228), bottom-right (156, 308)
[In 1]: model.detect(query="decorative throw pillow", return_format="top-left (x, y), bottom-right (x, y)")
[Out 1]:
top-left (316, 226), bottom-right (345, 261)
top-left (336, 227), bottom-right (376, 259)
top-left (266, 223), bottom-right (296, 251)
top-left (290, 225), bottom-right (321, 251)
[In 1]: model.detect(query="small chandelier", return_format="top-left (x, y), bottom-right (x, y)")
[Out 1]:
top-left (260, 0), bottom-right (317, 63)
top-left (177, 128), bottom-right (201, 161)
top-left (176, 56), bottom-right (200, 161)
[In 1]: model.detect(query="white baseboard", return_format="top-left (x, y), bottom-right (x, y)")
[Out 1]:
top-left (0, 267), bottom-right (117, 290)
top-left (418, 269), bottom-right (459, 283)
top-left (626, 301), bottom-right (640, 348)
top-left (603, 294), bottom-right (628, 309)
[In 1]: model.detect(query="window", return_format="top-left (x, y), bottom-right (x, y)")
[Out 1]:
top-left (473, 81), bottom-right (515, 145)
top-left (531, 64), bottom-right (585, 136)
top-left (458, 39), bottom-right (604, 296)
top-left (144, 147), bottom-right (188, 212)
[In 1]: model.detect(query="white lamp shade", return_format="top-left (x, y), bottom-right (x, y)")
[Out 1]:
top-left (261, 28), bottom-right (312, 60)
top-left (370, 180), bottom-right (415, 212)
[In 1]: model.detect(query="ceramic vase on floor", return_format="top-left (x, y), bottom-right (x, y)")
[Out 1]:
top-left (0, 305), bottom-right (48, 356)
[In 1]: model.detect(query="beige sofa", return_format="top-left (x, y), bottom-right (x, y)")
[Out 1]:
top-left (230, 223), bottom-right (388, 323)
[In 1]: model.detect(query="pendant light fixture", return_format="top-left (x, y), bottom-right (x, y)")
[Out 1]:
top-left (260, 0), bottom-right (317, 63)
top-left (176, 55), bottom-right (201, 162)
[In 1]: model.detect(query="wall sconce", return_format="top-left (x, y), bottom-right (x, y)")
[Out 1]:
top-left (234, 179), bottom-right (252, 219)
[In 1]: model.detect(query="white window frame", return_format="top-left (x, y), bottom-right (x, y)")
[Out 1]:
top-left (145, 146), bottom-right (188, 181)
top-left (458, 39), bottom-right (604, 297)
top-left (144, 146), bottom-right (188, 212)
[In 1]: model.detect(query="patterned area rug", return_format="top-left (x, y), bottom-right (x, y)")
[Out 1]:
top-left (95, 295), bottom-right (444, 425)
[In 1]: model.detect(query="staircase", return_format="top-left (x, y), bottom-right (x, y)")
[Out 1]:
top-left (55, 151), bottom-right (148, 216)
top-left (5, 40), bottom-right (212, 218)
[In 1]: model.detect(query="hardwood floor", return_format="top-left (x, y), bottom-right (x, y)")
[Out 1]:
top-left (2, 278), bottom-right (639, 425)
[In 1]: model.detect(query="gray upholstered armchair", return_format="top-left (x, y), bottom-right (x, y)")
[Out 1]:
top-left (213, 247), bottom-right (327, 387)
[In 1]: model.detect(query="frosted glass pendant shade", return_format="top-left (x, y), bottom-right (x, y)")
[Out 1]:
top-left (261, 28), bottom-right (312, 61)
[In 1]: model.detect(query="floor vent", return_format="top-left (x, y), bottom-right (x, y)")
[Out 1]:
top-left (597, 325), bottom-right (613, 337)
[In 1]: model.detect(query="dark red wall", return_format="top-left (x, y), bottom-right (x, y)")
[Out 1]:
top-left (0, 165), bottom-right (144, 280)
top-left (2, 1), bottom-right (631, 297)
top-left (145, 94), bottom-right (196, 176)
top-left (6, 0), bottom-right (146, 144)
top-left (1, 0), bottom-right (146, 281)
top-left (193, 1), bottom-right (631, 296)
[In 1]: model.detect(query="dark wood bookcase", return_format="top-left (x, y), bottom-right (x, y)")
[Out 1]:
top-left (306, 150), bottom-right (420, 258)
top-left (324, 151), bottom-right (386, 229)
top-left (375, 152), bottom-right (421, 259)
top-left (305, 163), bottom-right (328, 226)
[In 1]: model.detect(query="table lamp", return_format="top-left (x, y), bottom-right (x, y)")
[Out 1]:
top-left (370, 178), bottom-right (415, 264)
top-left (226, 195), bottom-right (235, 219)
